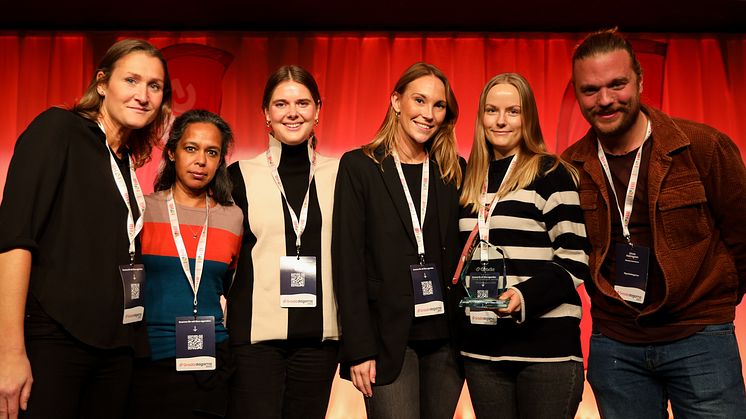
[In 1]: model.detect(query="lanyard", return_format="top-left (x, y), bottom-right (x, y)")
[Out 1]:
top-left (596, 118), bottom-right (652, 243)
top-left (391, 150), bottom-right (430, 264)
top-left (478, 154), bottom-right (518, 261)
top-left (98, 122), bottom-right (146, 262)
top-left (266, 135), bottom-right (317, 257)
top-left (166, 190), bottom-right (209, 316)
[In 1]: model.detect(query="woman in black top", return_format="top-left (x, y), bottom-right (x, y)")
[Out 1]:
top-left (227, 65), bottom-right (340, 419)
top-left (333, 62), bottom-right (465, 419)
top-left (0, 39), bottom-right (171, 418)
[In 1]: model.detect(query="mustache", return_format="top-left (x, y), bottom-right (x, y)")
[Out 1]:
top-left (592, 105), bottom-right (628, 116)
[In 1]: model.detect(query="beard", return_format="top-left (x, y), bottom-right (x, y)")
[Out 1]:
top-left (586, 94), bottom-right (642, 140)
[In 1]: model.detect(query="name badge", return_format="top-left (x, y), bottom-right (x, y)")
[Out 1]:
top-left (614, 243), bottom-right (650, 304)
top-left (410, 263), bottom-right (444, 317)
top-left (175, 316), bottom-right (216, 371)
top-left (280, 256), bottom-right (317, 308)
top-left (469, 310), bottom-right (498, 325)
top-left (119, 264), bottom-right (145, 324)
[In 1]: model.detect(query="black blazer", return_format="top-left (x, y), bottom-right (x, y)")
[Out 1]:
top-left (332, 147), bottom-right (465, 385)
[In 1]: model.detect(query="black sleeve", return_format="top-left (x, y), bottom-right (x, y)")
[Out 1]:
top-left (332, 152), bottom-right (378, 363)
top-left (227, 161), bottom-right (249, 233)
top-left (0, 108), bottom-right (71, 253)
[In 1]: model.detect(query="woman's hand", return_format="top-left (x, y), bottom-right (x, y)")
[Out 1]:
top-left (350, 359), bottom-right (376, 397)
top-left (496, 288), bottom-right (521, 316)
top-left (0, 351), bottom-right (33, 419)
top-left (0, 249), bottom-right (33, 419)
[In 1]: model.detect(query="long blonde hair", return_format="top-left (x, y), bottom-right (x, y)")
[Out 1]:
top-left (362, 62), bottom-right (462, 185)
top-left (460, 73), bottom-right (578, 212)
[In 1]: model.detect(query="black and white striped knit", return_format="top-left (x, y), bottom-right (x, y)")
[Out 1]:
top-left (457, 155), bottom-right (589, 362)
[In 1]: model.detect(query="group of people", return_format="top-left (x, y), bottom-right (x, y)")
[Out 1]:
top-left (0, 27), bottom-right (744, 419)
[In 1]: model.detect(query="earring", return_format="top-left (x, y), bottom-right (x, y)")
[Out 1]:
top-left (395, 111), bottom-right (401, 119)
top-left (265, 120), bottom-right (271, 127)
top-left (98, 89), bottom-right (105, 96)
top-left (314, 119), bottom-right (319, 126)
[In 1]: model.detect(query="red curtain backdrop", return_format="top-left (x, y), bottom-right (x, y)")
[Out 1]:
top-left (1, 31), bottom-right (745, 419)
top-left (2, 32), bottom-right (745, 183)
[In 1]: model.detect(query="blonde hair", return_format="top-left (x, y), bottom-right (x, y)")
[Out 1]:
top-left (460, 73), bottom-right (578, 212)
top-left (362, 62), bottom-right (462, 185)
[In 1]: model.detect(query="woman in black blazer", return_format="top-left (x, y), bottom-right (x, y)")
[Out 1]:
top-left (333, 62), bottom-right (465, 419)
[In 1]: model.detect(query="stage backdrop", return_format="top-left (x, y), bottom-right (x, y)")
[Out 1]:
top-left (1, 31), bottom-right (745, 419)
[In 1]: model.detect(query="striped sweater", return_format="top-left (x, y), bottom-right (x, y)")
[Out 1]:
top-left (457, 155), bottom-right (589, 362)
top-left (141, 191), bottom-right (243, 360)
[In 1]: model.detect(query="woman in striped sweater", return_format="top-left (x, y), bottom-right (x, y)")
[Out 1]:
top-left (457, 73), bottom-right (590, 419)
top-left (128, 109), bottom-right (242, 418)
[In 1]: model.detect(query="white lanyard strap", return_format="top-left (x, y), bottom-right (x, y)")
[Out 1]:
top-left (478, 154), bottom-right (518, 261)
top-left (597, 118), bottom-right (652, 243)
top-left (99, 122), bottom-right (146, 261)
top-left (266, 139), bottom-right (317, 256)
top-left (166, 190), bottom-right (209, 313)
top-left (391, 150), bottom-right (430, 263)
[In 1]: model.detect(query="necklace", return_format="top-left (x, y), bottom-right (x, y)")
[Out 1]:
top-left (185, 224), bottom-right (203, 240)
top-left (173, 199), bottom-right (206, 239)
top-left (171, 188), bottom-right (209, 239)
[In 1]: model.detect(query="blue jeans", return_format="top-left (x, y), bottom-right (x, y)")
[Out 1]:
top-left (463, 358), bottom-right (584, 419)
top-left (588, 323), bottom-right (746, 419)
top-left (365, 340), bottom-right (464, 419)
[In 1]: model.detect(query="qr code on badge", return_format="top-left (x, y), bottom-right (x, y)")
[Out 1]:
top-left (130, 283), bottom-right (140, 300)
top-left (290, 272), bottom-right (305, 288)
top-left (476, 289), bottom-right (489, 299)
top-left (421, 280), bottom-right (433, 296)
top-left (187, 334), bottom-right (203, 351)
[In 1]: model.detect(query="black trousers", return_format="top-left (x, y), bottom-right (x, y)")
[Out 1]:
top-left (228, 339), bottom-right (339, 419)
top-left (22, 314), bottom-right (133, 419)
top-left (126, 341), bottom-right (233, 419)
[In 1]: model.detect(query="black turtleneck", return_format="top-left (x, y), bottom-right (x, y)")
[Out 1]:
top-left (277, 141), bottom-right (312, 216)
top-left (277, 141), bottom-right (325, 341)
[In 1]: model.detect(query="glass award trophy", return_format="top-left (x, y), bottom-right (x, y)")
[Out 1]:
top-left (458, 239), bottom-right (509, 309)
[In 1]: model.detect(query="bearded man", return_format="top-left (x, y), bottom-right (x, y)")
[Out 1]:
top-left (562, 28), bottom-right (746, 419)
